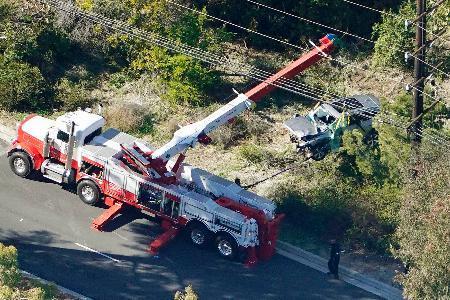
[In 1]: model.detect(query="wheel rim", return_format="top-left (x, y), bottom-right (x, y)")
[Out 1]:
top-left (81, 186), bottom-right (95, 201)
top-left (13, 157), bottom-right (26, 174)
top-left (218, 239), bottom-right (233, 257)
top-left (191, 229), bottom-right (205, 245)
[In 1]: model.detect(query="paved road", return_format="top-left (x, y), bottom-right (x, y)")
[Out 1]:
top-left (0, 141), bottom-right (379, 299)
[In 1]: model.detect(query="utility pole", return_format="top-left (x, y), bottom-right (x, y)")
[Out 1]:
top-left (411, 0), bottom-right (426, 146)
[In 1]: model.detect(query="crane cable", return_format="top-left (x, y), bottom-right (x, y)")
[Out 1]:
top-left (165, 0), bottom-right (450, 146)
top-left (44, 0), bottom-right (450, 149)
top-left (242, 158), bottom-right (311, 189)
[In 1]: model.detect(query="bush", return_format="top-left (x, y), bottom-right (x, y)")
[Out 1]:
top-left (269, 178), bottom-right (352, 239)
top-left (211, 115), bottom-right (271, 149)
top-left (24, 287), bottom-right (46, 300)
top-left (174, 285), bottom-right (198, 300)
top-left (55, 78), bottom-right (96, 111)
top-left (394, 147), bottom-right (450, 299)
top-left (238, 143), bottom-right (274, 165)
top-left (131, 48), bottom-right (218, 106)
top-left (0, 243), bottom-right (57, 300)
top-left (0, 60), bottom-right (50, 111)
top-left (0, 285), bottom-right (20, 300)
top-left (0, 243), bottom-right (20, 287)
top-left (104, 103), bottom-right (154, 136)
top-left (372, 2), bottom-right (415, 68)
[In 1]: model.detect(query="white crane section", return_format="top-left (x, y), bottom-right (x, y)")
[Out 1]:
top-left (152, 93), bottom-right (255, 161)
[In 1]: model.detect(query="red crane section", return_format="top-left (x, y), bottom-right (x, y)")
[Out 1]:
top-left (245, 34), bottom-right (337, 102)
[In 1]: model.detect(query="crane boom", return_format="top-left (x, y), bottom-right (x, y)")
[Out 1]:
top-left (152, 34), bottom-right (338, 164)
top-left (245, 34), bottom-right (337, 102)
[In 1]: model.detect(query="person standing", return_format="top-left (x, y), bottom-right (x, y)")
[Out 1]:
top-left (327, 239), bottom-right (341, 279)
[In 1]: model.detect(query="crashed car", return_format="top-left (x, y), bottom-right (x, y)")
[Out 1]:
top-left (284, 94), bottom-right (380, 160)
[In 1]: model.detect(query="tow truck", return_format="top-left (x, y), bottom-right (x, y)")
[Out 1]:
top-left (7, 34), bottom-right (337, 265)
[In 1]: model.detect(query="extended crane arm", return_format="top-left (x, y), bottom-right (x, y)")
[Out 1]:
top-left (151, 93), bottom-right (254, 160)
top-left (152, 34), bottom-right (338, 163)
top-left (245, 34), bottom-right (337, 102)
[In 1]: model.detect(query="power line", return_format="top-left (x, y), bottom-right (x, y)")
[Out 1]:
top-left (344, 0), bottom-right (449, 49)
top-left (342, 0), bottom-right (396, 16)
top-left (166, 0), bottom-right (309, 52)
top-left (164, 2), bottom-right (448, 141)
top-left (245, 0), bottom-right (374, 43)
top-left (45, 0), bottom-right (339, 101)
top-left (408, 52), bottom-right (450, 78)
top-left (169, 0), bottom-right (448, 110)
top-left (43, 0), bottom-right (450, 149)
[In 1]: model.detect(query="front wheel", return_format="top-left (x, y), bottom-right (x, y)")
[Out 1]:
top-left (216, 235), bottom-right (237, 260)
top-left (77, 180), bottom-right (100, 205)
top-left (189, 224), bottom-right (211, 248)
top-left (311, 145), bottom-right (329, 161)
top-left (9, 152), bottom-right (32, 178)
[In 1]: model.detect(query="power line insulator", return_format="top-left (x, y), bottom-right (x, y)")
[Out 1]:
top-left (404, 52), bottom-right (412, 63)
top-left (405, 84), bottom-right (413, 92)
top-left (404, 19), bottom-right (412, 30)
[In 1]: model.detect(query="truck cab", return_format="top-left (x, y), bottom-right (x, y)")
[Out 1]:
top-left (8, 110), bottom-right (105, 183)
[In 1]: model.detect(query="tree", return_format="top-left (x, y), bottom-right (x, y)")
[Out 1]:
top-left (174, 285), bottom-right (199, 300)
top-left (0, 243), bottom-right (20, 288)
top-left (394, 146), bottom-right (450, 299)
top-left (372, 0), bottom-right (449, 69)
top-left (0, 60), bottom-right (50, 111)
top-left (0, 243), bottom-right (55, 300)
top-left (81, 1), bottom-right (227, 106)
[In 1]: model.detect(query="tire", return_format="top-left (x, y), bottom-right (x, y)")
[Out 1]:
top-left (311, 145), bottom-right (329, 161)
top-left (216, 234), bottom-right (238, 260)
top-left (9, 152), bottom-right (32, 178)
top-left (188, 223), bottom-right (211, 248)
top-left (363, 129), bottom-right (379, 148)
top-left (77, 180), bottom-right (100, 205)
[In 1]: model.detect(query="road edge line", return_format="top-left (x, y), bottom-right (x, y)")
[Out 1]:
top-left (277, 241), bottom-right (403, 300)
top-left (20, 270), bottom-right (93, 300)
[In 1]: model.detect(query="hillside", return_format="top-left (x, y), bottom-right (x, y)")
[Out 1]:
top-left (0, 0), bottom-right (449, 298)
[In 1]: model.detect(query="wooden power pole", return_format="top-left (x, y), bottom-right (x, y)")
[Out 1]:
top-left (411, 0), bottom-right (427, 146)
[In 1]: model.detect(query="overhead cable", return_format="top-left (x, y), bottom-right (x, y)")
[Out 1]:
top-left (44, 0), bottom-right (450, 149)
top-left (245, 0), bottom-right (374, 43)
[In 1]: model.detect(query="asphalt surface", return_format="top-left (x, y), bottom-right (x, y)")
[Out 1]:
top-left (0, 140), bottom-right (379, 299)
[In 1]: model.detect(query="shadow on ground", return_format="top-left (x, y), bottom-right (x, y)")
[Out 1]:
top-left (0, 228), bottom-right (380, 300)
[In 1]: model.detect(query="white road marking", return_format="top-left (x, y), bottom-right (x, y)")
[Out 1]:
top-left (113, 232), bottom-right (129, 241)
top-left (74, 242), bottom-right (121, 263)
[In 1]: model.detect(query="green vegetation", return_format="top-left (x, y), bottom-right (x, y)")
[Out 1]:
top-left (0, 0), bottom-right (449, 298)
top-left (0, 243), bottom-right (57, 300)
top-left (174, 285), bottom-right (199, 300)
top-left (394, 147), bottom-right (450, 299)
top-left (0, 60), bottom-right (50, 111)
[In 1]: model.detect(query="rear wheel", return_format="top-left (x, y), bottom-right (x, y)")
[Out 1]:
top-left (77, 180), bottom-right (100, 205)
top-left (9, 152), bottom-right (32, 178)
top-left (216, 235), bottom-right (237, 260)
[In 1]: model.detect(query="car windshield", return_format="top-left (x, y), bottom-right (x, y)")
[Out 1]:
top-left (313, 106), bottom-right (338, 125)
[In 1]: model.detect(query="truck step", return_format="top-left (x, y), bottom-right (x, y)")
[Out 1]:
top-left (42, 161), bottom-right (65, 184)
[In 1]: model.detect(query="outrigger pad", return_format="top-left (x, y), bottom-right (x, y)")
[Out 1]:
top-left (148, 226), bottom-right (180, 255)
top-left (91, 202), bottom-right (124, 231)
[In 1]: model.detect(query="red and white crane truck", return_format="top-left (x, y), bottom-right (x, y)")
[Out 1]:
top-left (7, 34), bottom-right (337, 265)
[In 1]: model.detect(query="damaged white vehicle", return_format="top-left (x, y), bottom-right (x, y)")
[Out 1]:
top-left (284, 95), bottom-right (380, 160)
